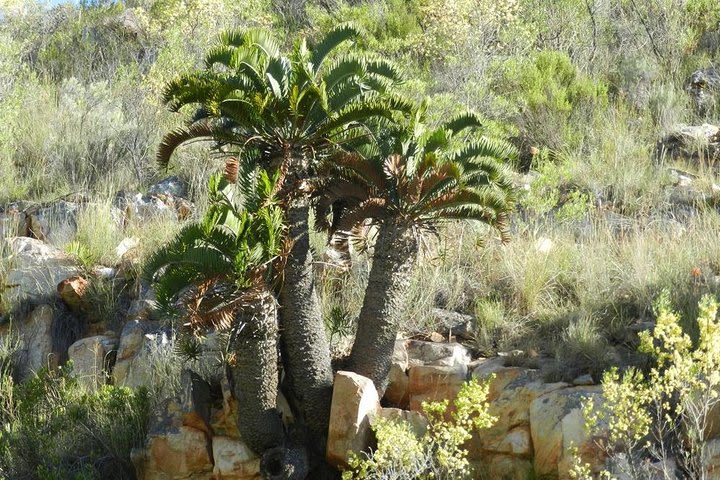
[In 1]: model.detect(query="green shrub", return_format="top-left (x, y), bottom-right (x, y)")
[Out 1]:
top-left (343, 378), bottom-right (496, 480)
top-left (493, 50), bottom-right (608, 152)
top-left (0, 365), bottom-right (149, 480)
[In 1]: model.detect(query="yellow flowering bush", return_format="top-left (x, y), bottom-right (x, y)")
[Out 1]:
top-left (575, 292), bottom-right (720, 478)
top-left (343, 377), bottom-right (497, 480)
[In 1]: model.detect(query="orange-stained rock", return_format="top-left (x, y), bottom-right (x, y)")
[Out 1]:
top-left (57, 276), bottom-right (89, 313)
top-left (132, 425), bottom-right (213, 480)
top-left (326, 371), bottom-right (381, 468)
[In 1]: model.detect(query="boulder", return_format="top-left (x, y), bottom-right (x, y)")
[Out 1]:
top-left (430, 308), bottom-right (476, 339)
top-left (687, 68), bottom-right (720, 116)
top-left (375, 407), bottom-right (428, 438)
top-left (326, 371), bottom-right (381, 468)
top-left (57, 276), bottom-right (89, 313)
top-left (212, 436), bottom-right (261, 479)
top-left (0, 205), bottom-right (22, 238)
top-left (23, 200), bottom-right (81, 244)
top-left (115, 190), bottom-right (193, 224)
top-left (68, 335), bottom-right (117, 390)
top-left (407, 363), bottom-right (467, 411)
top-left (148, 176), bottom-right (189, 198)
top-left (705, 438), bottom-right (720, 480)
top-left (132, 401), bottom-right (214, 480)
top-left (477, 455), bottom-right (535, 480)
top-left (113, 320), bottom-right (170, 388)
top-left (405, 339), bottom-right (471, 367)
top-left (529, 386), bottom-right (606, 479)
top-left (384, 362), bottom-right (410, 408)
top-left (15, 304), bottom-right (57, 380)
top-left (4, 237), bottom-right (81, 305)
top-left (659, 124), bottom-right (720, 163)
top-left (468, 366), bottom-right (567, 461)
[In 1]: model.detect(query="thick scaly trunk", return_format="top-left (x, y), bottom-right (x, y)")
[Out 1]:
top-left (347, 222), bottom-right (418, 394)
top-left (226, 289), bottom-right (285, 454)
top-left (279, 196), bottom-right (334, 446)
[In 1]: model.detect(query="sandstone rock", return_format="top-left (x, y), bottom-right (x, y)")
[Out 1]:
top-left (0, 205), bottom-right (22, 238)
top-left (116, 237), bottom-right (140, 260)
top-left (212, 436), bottom-right (261, 479)
top-left (4, 237), bottom-right (81, 305)
top-left (705, 438), bottom-right (720, 480)
top-left (115, 190), bottom-right (193, 224)
top-left (133, 398), bottom-right (214, 480)
top-left (573, 374), bottom-right (594, 386)
top-left (478, 455), bottom-right (535, 480)
top-left (113, 321), bottom-right (170, 388)
top-left (429, 331), bottom-right (445, 343)
top-left (68, 335), bottom-right (117, 390)
top-left (16, 304), bottom-right (57, 380)
top-left (688, 68), bottom-right (720, 116)
top-left (376, 407), bottom-right (428, 438)
top-left (392, 337), bottom-right (409, 370)
top-left (384, 362), bottom-right (410, 408)
top-left (405, 339), bottom-right (471, 367)
top-left (529, 386), bottom-right (605, 479)
top-left (57, 276), bottom-right (89, 313)
top-left (134, 425), bottom-right (213, 480)
top-left (407, 363), bottom-right (467, 411)
top-left (468, 368), bottom-right (567, 461)
top-left (326, 371), bottom-right (381, 468)
top-left (24, 200), bottom-right (81, 244)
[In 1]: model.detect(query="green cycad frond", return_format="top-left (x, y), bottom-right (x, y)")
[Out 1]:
top-left (218, 28), bottom-right (281, 58)
top-left (157, 121), bottom-right (241, 169)
top-left (442, 112), bottom-right (485, 137)
top-left (311, 23), bottom-right (362, 69)
top-left (316, 105), bottom-right (517, 240)
top-left (145, 170), bottom-right (285, 331)
top-left (451, 137), bottom-right (519, 165)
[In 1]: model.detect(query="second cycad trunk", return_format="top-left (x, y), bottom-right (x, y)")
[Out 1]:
top-left (347, 221), bottom-right (418, 394)
top-left (227, 288), bottom-right (285, 453)
top-left (279, 198), bottom-right (334, 444)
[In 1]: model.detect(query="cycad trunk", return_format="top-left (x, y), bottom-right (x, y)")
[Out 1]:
top-left (347, 222), bottom-right (418, 394)
top-left (279, 197), bottom-right (334, 445)
top-left (226, 288), bottom-right (285, 453)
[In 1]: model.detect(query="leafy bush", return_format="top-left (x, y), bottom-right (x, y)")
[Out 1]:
top-left (493, 50), bottom-right (608, 153)
top-left (343, 378), bottom-right (496, 480)
top-left (0, 365), bottom-right (149, 480)
top-left (574, 293), bottom-right (720, 479)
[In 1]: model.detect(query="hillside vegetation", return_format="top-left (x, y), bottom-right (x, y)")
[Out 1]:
top-left (2, 0), bottom-right (720, 478)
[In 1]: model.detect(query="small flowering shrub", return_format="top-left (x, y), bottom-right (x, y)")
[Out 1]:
top-left (343, 378), bottom-right (496, 480)
top-left (573, 292), bottom-right (720, 479)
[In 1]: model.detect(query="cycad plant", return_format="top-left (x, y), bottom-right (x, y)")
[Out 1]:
top-left (143, 170), bottom-right (290, 461)
top-left (313, 105), bottom-right (518, 391)
top-left (157, 24), bottom-right (408, 445)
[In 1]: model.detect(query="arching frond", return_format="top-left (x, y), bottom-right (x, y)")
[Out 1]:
top-left (157, 121), bottom-right (241, 169)
top-left (311, 23), bottom-right (361, 70)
